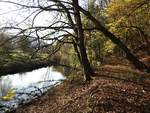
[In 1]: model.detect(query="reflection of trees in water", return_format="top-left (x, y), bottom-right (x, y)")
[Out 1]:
top-left (18, 72), bottom-right (26, 81)
top-left (0, 76), bottom-right (12, 97)
top-left (43, 67), bottom-right (53, 81)
top-left (54, 66), bottom-right (74, 76)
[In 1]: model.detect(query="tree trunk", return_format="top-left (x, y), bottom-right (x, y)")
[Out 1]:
top-left (139, 30), bottom-right (150, 55)
top-left (72, 39), bottom-right (82, 64)
top-left (79, 43), bottom-right (95, 81)
top-left (78, 6), bottom-right (150, 72)
top-left (73, 0), bottom-right (95, 81)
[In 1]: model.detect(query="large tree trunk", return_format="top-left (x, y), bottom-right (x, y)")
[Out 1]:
top-left (78, 6), bottom-right (150, 72)
top-left (79, 43), bottom-right (95, 81)
top-left (73, 0), bottom-right (95, 81)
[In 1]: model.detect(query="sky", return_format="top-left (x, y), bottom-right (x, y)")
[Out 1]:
top-left (0, 0), bottom-right (57, 29)
top-left (0, 0), bottom-right (89, 27)
top-left (0, 0), bottom-right (75, 45)
top-left (0, 0), bottom-right (90, 37)
top-left (0, 0), bottom-right (17, 26)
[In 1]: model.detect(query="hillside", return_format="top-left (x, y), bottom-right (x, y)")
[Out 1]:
top-left (15, 65), bottom-right (150, 113)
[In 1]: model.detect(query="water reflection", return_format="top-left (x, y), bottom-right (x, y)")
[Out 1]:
top-left (0, 77), bottom-right (12, 97)
top-left (0, 67), bottom-right (65, 97)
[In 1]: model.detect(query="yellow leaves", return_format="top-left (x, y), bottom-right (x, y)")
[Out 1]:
top-left (105, 0), bottom-right (126, 17)
top-left (103, 40), bottom-right (115, 54)
top-left (1, 88), bottom-right (16, 101)
top-left (106, 0), bottom-right (148, 18)
top-left (105, 0), bottom-right (149, 39)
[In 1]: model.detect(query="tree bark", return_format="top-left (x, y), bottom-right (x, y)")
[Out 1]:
top-left (55, 0), bottom-right (94, 80)
top-left (78, 6), bottom-right (150, 72)
top-left (72, 39), bottom-right (82, 64)
top-left (73, 0), bottom-right (95, 81)
top-left (139, 29), bottom-right (150, 55)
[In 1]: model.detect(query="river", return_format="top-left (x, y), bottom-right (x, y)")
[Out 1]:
top-left (0, 67), bottom-right (65, 113)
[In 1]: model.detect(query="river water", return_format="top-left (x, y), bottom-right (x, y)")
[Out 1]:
top-left (0, 67), bottom-right (65, 113)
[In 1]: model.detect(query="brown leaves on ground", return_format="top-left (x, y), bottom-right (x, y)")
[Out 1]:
top-left (16, 65), bottom-right (150, 113)
top-left (140, 56), bottom-right (150, 67)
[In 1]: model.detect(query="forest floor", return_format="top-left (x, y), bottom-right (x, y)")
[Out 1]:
top-left (14, 64), bottom-right (150, 113)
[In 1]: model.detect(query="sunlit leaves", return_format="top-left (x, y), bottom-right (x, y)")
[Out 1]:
top-left (102, 40), bottom-right (115, 54)
top-left (105, 0), bottom-right (150, 50)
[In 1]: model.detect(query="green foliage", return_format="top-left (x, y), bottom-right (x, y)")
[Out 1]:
top-left (54, 43), bottom-right (80, 68)
top-left (105, 0), bottom-right (150, 51)
top-left (10, 50), bottom-right (30, 60)
top-left (102, 40), bottom-right (115, 54)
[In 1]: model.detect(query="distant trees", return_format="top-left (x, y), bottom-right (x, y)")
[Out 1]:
top-left (0, 33), bottom-right (32, 53)
top-left (0, 33), bottom-right (13, 53)
top-left (16, 36), bottom-right (32, 52)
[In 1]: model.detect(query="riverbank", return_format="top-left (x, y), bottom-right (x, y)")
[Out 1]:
top-left (0, 50), bottom-right (52, 76)
top-left (0, 59), bottom-right (52, 76)
top-left (15, 65), bottom-right (150, 113)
